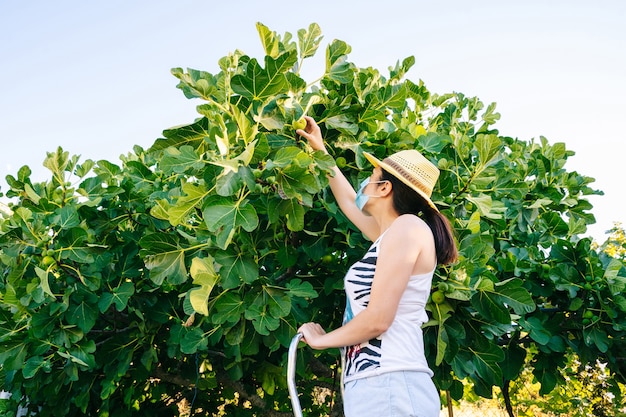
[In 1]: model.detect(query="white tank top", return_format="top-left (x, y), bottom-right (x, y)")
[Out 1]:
top-left (342, 232), bottom-right (435, 383)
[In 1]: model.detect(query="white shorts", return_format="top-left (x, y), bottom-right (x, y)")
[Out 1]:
top-left (343, 371), bottom-right (440, 417)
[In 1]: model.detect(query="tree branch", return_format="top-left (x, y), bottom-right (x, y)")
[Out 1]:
top-left (153, 365), bottom-right (196, 388)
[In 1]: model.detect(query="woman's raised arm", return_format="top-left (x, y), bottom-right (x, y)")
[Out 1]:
top-left (297, 116), bottom-right (380, 239)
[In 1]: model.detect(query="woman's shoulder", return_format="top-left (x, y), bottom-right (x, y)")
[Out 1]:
top-left (378, 215), bottom-right (435, 263)
top-left (392, 213), bottom-right (429, 229)
top-left (386, 214), bottom-right (432, 240)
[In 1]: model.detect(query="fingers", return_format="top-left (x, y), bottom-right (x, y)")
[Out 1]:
top-left (296, 116), bottom-right (317, 136)
top-left (297, 322), bottom-right (312, 335)
top-left (296, 117), bottom-right (327, 153)
top-left (302, 116), bottom-right (317, 132)
top-left (297, 322), bottom-right (328, 350)
top-left (297, 322), bottom-right (321, 343)
top-left (297, 324), bottom-right (308, 344)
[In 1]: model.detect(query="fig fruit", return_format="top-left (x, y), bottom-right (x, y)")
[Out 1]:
top-left (293, 117), bottom-right (307, 130)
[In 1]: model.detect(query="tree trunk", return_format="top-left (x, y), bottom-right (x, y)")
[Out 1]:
top-left (502, 379), bottom-right (515, 417)
top-left (446, 390), bottom-right (454, 417)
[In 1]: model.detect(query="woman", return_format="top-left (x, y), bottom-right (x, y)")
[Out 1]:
top-left (296, 116), bottom-right (458, 416)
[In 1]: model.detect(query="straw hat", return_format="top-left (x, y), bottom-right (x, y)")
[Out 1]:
top-left (363, 150), bottom-right (440, 211)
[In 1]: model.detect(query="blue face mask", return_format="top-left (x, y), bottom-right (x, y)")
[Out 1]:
top-left (355, 178), bottom-right (387, 211)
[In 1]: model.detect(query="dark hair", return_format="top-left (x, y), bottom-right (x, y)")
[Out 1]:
top-left (380, 169), bottom-right (458, 265)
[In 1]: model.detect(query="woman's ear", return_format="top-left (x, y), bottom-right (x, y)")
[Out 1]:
top-left (379, 180), bottom-right (392, 197)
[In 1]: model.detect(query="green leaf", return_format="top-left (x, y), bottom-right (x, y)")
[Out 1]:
top-left (522, 316), bottom-right (552, 345)
top-left (389, 55), bottom-right (415, 81)
top-left (98, 282), bottom-right (135, 312)
top-left (540, 212), bottom-right (569, 236)
top-left (255, 362), bottom-right (283, 396)
top-left (232, 107), bottom-right (259, 146)
top-left (74, 159), bottom-right (95, 178)
top-left (94, 159), bottom-right (121, 178)
top-left (325, 114), bottom-right (359, 135)
top-left (467, 210), bottom-right (481, 234)
top-left (267, 146), bottom-right (302, 168)
top-left (325, 40), bottom-right (353, 83)
top-left (43, 147), bottom-right (71, 181)
top-left (466, 194), bottom-right (504, 220)
top-left (52, 206), bottom-right (80, 230)
top-left (0, 340), bottom-right (28, 371)
top-left (501, 343), bottom-right (526, 381)
top-left (70, 339), bottom-right (96, 369)
top-left (604, 258), bottom-right (623, 280)
top-left (35, 266), bottom-right (54, 298)
top-left (472, 279), bottom-right (535, 324)
top-left (244, 303), bottom-right (280, 336)
top-left (16, 164), bottom-right (32, 182)
top-left (30, 309), bottom-right (57, 339)
top-left (172, 67), bottom-right (223, 102)
top-left (59, 227), bottom-right (94, 264)
top-left (474, 134), bottom-right (502, 167)
top-left (13, 206), bottom-right (33, 224)
top-left (435, 327), bottom-right (449, 366)
top-left (125, 160), bottom-right (155, 189)
top-left (481, 102), bottom-right (501, 125)
top-left (459, 234), bottom-right (495, 265)
top-left (181, 327), bottom-right (208, 354)
top-left (24, 183), bottom-right (41, 204)
top-left (66, 301), bottom-right (98, 332)
top-left (265, 287), bottom-right (291, 318)
top-left (22, 356), bottom-right (45, 379)
top-left (375, 84), bottom-right (407, 110)
top-left (159, 145), bottom-right (204, 174)
top-left (168, 181), bottom-right (210, 226)
top-left (139, 232), bottom-right (181, 255)
top-left (213, 292), bottom-right (245, 324)
top-left (424, 302), bottom-right (453, 366)
top-left (569, 297), bottom-right (584, 311)
top-left (278, 199), bottom-right (304, 231)
top-left (256, 22), bottom-right (280, 58)
top-left (203, 196), bottom-right (259, 234)
top-left (471, 288), bottom-right (510, 324)
top-left (150, 199), bottom-right (171, 221)
top-left (77, 177), bottom-right (122, 203)
top-left (100, 379), bottom-right (117, 401)
top-left (298, 23), bottom-right (323, 59)
top-left (140, 233), bottom-right (188, 284)
top-left (493, 278), bottom-right (536, 315)
top-left (469, 339), bottom-right (504, 387)
top-left (225, 321), bottom-right (246, 346)
top-left (614, 295), bottom-right (626, 312)
top-left (418, 133), bottom-right (451, 153)
top-left (188, 256), bottom-right (220, 316)
top-left (584, 327), bottom-right (609, 353)
top-left (568, 216), bottom-right (587, 236)
top-left (215, 170), bottom-right (244, 197)
top-left (231, 52), bottom-right (297, 101)
top-left (150, 117), bottom-right (210, 152)
top-left (145, 251), bottom-right (187, 285)
top-left (286, 279), bottom-right (318, 299)
top-left (214, 251), bottom-right (259, 289)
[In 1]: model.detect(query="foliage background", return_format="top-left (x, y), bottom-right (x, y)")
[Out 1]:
top-left (1, 23), bottom-right (626, 416)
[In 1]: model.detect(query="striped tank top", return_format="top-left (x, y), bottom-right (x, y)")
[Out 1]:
top-left (342, 232), bottom-right (435, 383)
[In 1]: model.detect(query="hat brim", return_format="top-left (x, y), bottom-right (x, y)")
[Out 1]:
top-left (363, 151), bottom-right (439, 212)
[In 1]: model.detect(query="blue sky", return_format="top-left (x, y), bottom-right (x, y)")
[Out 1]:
top-left (1, 0), bottom-right (624, 241)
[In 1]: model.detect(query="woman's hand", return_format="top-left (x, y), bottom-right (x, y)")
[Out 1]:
top-left (297, 322), bottom-right (328, 350)
top-left (296, 116), bottom-right (328, 154)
